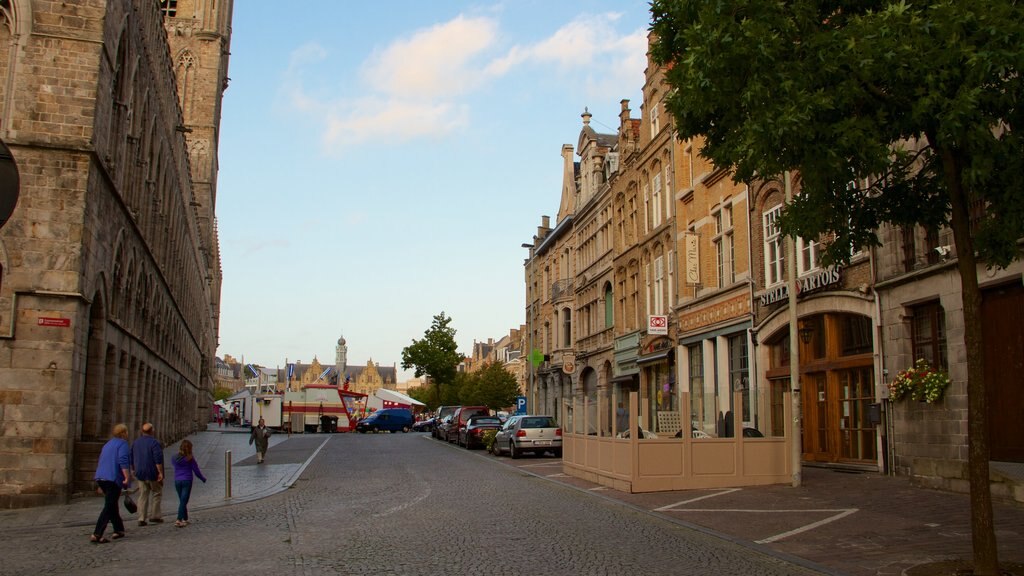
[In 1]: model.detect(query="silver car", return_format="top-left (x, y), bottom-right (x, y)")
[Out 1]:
top-left (491, 415), bottom-right (562, 459)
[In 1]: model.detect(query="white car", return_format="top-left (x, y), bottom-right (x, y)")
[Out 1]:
top-left (491, 415), bottom-right (562, 459)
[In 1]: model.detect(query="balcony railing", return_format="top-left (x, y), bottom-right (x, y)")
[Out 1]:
top-left (551, 279), bottom-right (574, 302)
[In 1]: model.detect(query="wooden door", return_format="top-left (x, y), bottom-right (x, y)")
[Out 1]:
top-left (802, 372), bottom-right (832, 461)
top-left (982, 282), bottom-right (1024, 462)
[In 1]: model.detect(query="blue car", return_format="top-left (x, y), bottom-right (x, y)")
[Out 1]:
top-left (355, 408), bottom-right (414, 433)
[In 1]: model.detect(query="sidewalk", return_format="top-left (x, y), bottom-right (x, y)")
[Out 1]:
top-left (0, 424), bottom-right (327, 531)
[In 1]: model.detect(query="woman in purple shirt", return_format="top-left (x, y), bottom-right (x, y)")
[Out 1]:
top-left (171, 439), bottom-right (206, 527)
top-left (91, 423), bottom-right (131, 543)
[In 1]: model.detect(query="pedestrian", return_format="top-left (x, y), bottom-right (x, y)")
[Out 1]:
top-left (249, 418), bottom-right (271, 464)
top-left (217, 410), bottom-right (224, 428)
top-left (171, 439), bottom-right (206, 527)
top-left (91, 423), bottom-right (131, 544)
top-left (131, 422), bottom-right (164, 526)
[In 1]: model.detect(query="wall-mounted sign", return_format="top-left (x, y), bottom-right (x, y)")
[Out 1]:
top-left (684, 233), bottom-right (700, 285)
top-left (38, 317), bottom-right (71, 328)
top-left (759, 267), bottom-right (842, 306)
top-left (561, 353), bottom-right (576, 375)
top-left (648, 315), bottom-right (668, 335)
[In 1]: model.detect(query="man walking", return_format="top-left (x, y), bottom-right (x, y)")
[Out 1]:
top-left (132, 423), bottom-right (164, 526)
top-left (249, 418), bottom-right (271, 464)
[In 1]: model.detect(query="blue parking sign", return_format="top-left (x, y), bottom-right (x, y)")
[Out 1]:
top-left (515, 396), bottom-right (527, 415)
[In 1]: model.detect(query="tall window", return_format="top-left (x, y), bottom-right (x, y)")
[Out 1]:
top-left (562, 307), bottom-right (572, 348)
top-left (797, 236), bottom-right (819, 275)
top-left (911, 302), bottom-right (947, 370)
top-left (728, 334), bottom-right (750, 422)
top-left (651, 173), bottom-right (663, 228)
top-left (644, 262), bottom-right (651, 318)
top-left (763, 205), bottom-right (785, 286)
top-left (688, 344), bottom-right (707, 435)
top-left (604, 283), bottom-right (614, 328)
top-left (650, 101), bottom-right (660, 138)
top-left (714, 205), bottom-right (735, 288)
top-left (901, 226), bottom-right (916, 272)
top-left (643, 184), bottom-right (650, 235)
top-left (653, 256), bottom-right (665, 315)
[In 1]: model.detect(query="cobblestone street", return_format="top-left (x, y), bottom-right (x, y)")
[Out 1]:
top-left (0, 433), bottom-right (827, 576)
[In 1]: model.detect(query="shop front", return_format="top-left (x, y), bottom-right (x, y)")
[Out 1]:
top-left (758, 302), bottom-right (879, 468)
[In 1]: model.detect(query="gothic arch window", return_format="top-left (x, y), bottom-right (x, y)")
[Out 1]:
top-left (176, 50), bottom-right (196, 116)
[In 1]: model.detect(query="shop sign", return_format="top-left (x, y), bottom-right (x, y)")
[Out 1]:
top-left (684, 233), bottom-right (700, 285)
top-left (648, 315), bottom-right (668, 335)
top-left (759, 267), bottom-right (842, 306)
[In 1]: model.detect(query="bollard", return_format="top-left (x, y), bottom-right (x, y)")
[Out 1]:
top-left (225, 450), bottom-right (232, 499)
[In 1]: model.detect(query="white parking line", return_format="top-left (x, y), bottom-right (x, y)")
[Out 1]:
top-left (653, 488), bottom-right (741, 511)
top-left (661, 507), bottom-right (858, 543)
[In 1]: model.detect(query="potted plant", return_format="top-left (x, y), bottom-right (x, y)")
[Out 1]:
top-left (888, 359), bottom-right (951, 404)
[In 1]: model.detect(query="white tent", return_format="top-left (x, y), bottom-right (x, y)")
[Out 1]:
top-left (367, 388), bottom-right (426, 412)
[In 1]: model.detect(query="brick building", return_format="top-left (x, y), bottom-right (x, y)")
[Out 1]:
top-left (0, 0), bottom-right (231, 507)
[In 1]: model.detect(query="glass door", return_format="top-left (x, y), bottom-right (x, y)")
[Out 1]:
top-left (838, 367), bottom-right (876, 461)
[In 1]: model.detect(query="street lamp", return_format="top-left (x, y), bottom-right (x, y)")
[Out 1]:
top-left (799, 321), bottom-right (814, 344)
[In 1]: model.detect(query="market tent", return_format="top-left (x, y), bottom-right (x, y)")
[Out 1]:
top-left (367, 389), bottom-right (426, 412)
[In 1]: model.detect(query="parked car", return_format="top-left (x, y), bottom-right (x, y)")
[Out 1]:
top-left (434, 414), bottom-right (455, 440)
top-left (458, 415), bottom-right (503, 449)
top-left (492, 415), bottom-right (561, 458)
top-left (432, 406), bottom-right (460, 439)
top-left (445, 406), bottom-right (490, 443)
top-left (355, 408), bottom-right (415, 433)
top-left (412, 417), bottom-right (436, 432)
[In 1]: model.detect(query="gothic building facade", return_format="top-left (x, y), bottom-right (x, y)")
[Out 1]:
top-left (0, 0), bottom-right (231, 507)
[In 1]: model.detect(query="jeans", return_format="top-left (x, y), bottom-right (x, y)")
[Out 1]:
top-left (137, 479), bottom-right (162, 521)
top-left (175, 480), bottom-right (193, 521)
top-left (94, 480), bottom-right (124, 537)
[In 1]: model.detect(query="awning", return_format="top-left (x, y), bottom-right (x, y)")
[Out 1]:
top-left (636, 349), bottom-right (673, 366)
top-left (610, 373), bottom-right (638, 384)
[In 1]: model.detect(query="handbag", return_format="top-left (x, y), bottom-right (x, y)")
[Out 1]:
top-left (123, 491), bottom-right (138, 514)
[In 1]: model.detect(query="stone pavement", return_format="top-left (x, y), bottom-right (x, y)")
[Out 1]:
top-left (0, 423), bottom-right (326, 531)
top-left (473, 438), bottom-right (1024, 576)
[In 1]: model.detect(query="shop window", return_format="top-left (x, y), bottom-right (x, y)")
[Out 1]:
top-left (770, 333), bottom-right (790, 369)
top-left (803, 315), bottom-right (826, 360)
top-left (645, 363), bottom-right (675, 436)
top-left (840, 314), bottom-right (873, 356)
top-left (688, 344), bottom-right (714, 437)
top-left (911, 301), bottom-right (947, 370)
top-left (728, 334), bottom-right (750, 423)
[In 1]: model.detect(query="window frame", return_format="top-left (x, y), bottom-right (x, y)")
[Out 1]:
top-left (763, 205), bottom-right (785, 287)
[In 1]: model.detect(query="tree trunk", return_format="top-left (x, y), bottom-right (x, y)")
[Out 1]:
top-left (942, 146), bottom-right (999, 575)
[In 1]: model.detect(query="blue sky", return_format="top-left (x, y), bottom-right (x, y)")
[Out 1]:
top-left (216, 1), bottom-right (652, 377)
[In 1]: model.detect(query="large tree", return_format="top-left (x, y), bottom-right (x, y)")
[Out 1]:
top-left (401, 312), bottom-right (462, 403)
top-left (651, 2), bottom-right (1024, 574)
top-left (460, 362), bottom-right (520, 411)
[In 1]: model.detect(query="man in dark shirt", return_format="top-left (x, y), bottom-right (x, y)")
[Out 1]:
top-left (131, 423), bottom-right (164, 526)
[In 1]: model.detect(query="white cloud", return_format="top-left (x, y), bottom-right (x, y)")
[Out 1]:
top-left (323, 98), bottom-right (467, 148)
top-left (284, 12), bottom-right (647, 152)
top-left (363, 15), bottom-right (498, 99)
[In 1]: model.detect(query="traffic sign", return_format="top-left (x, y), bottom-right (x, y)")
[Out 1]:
top-left (515, 396), bottom-right (527, 415)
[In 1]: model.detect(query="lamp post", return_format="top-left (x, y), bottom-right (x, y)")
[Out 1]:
top-left (785, 171), bottom-right (802, 488)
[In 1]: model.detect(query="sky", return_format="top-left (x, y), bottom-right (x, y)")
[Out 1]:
top-left (216, 1), bottom-right (652, 378)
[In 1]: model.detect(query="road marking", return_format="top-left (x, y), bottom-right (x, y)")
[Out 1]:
top-left (546, 473), bottom-right (569, 478)
top-left (517, 461), bottom-right (563, 468)
top-left (589, 486), bottom-right (608, 491)
top-left (661, 507), bottom-right (858, 543)
top-left (653, 488), bottom-right (741, 511)
top-left (373, 485), bottom-right (433, 518)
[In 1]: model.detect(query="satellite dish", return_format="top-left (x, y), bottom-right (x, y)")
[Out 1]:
top-left (0, 140), bottom-right (19, 230)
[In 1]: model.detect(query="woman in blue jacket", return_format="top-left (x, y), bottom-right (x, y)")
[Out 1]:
top-left (91, 423), bottom-right (131, 543)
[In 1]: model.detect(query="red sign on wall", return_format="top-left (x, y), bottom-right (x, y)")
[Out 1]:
top-left (38, 317), bottom-right (71, 328)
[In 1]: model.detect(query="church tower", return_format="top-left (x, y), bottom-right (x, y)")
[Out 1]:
top-left (335, 336), bottom-right (348, 383)
top-left (161, 0), bottom-right (233, 346)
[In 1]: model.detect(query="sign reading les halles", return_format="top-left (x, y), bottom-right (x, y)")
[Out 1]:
top-left (759, 267), bottom-right (842, 306)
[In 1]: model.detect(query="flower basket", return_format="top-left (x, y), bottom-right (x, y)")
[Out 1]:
top-left (888, 359), bottom-right (950, 403)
